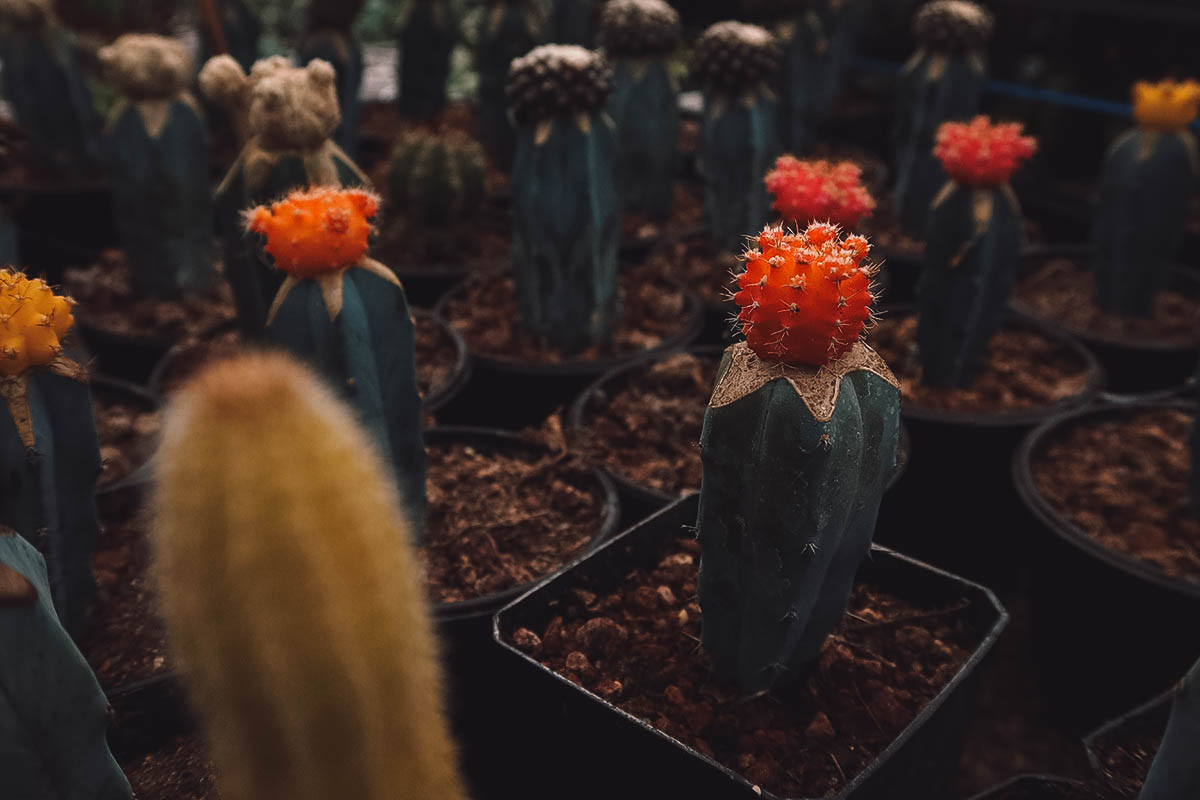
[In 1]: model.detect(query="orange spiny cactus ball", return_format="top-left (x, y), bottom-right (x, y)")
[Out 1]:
top-left (0, 269), bottom-right (74, 377)
top-left (733, 223), bottom-right (876, 367)
top-left (245, 187), bottom-right (379, 278)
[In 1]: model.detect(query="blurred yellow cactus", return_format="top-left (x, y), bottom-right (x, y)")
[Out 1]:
top-left (1133, 79), bottom-right (1200, 132)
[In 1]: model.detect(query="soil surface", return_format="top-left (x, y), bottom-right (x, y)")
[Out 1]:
top-left (1031, 407), bottom-right (1200, 584)
top-left (1014, 258), bottom-right (1200, 345)
top-left (1088, 707), bottom-right (1163, 800)
top-left (64, 253), bottom-right (235, 343)
top-left (872, 315), bottom-right (1094, 414)
top-left (94, 388), bottom-right (160, 488)
top-left (122, 734), bottom-right (218, 800)
top-left (442, 264), bottom-right (694, 365)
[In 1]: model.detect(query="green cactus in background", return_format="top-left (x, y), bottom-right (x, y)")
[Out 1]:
top-left (893, 0), bottom-right (993, 236)
top-left (0, 0), bottom-right (101, 176)
top-left (546, 0), bottom-right (597, 46)
top-left (388, 128), bottom-right (486, 226)
top-left (508, 45), bottom-right (619, 353)
top-left (813, 0), bottom-right (868, 118)
top-left (246, 187), bottom-right (426, 538)
top-left (917, 117), bottom-right (1036, 388)
top-left (298, 0), bottom-right (366, 158)
top-left (1140, 657), bottom-right (1200, 800)
top-left (698, 223), bottom-right (898, 695)
top-left (152, 351), bottom-right (465, 800)
top-left (397, 0), bottom-right (458, 119)
top-left (770, 0), bottom-right (827, 154)
top-left (1093, 80), bottom-right (1200, 318)
top-left (99, 34), bottom-right (216, 296)
top-left (694, 21), bottom-right (781, 254)
top-left (199, 0), bottom-right (262, 72)
top-left (599, 0), bottom-right (681, 220)
top-left (476, 0), bottom-right (540, 170)
top-left (0, 529), bottom-right (131, 800)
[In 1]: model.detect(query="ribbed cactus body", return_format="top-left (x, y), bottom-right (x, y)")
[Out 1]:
top-left (1093, 129), bottom-right (1198, 318)
top-left (512, 113), bottom-right (619, 352)
top-left (916, 182), bottom-right (1021, 387)
top-left (103, 97), bottom-right (216, 296)
top-left (0, 530), bottom-right (131, 800)
top-left (298, 30), bottom-right (364, 158)
top-left (476, 3), bottom-right (539, 170)
top-left (697, 342), bottom-right (900, 694)
top-left (388, 130), bottom-right (486, 227)
top-left (609, 57), bottom-right (679, 219)
top-left (893, 51), bottom-right (987, 234)
top-left (397, 0), bottom-right (456, 119)
top-left (773, 11), bottom-right (825, 153)
top-left (0, 24), bottom-right (99, 175)
top-left (1140, 657), bottom-right (1200, 800)
top-left (700, 89), bottom-right (779, 253)
top-left (0, 368), bottom-right (102, 637)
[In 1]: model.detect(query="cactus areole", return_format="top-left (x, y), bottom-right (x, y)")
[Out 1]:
top-left (698, 224), bottom-right (900, 695)
top-left (765, 157), bottom-right (876, 230)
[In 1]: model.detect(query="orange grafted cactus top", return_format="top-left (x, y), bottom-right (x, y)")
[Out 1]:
top-left (0, 269), bottom-right (74, 377)
top-left (245, 187), bottom-right (379, 278)
top-left (732, 223), bottom-right (876, 367)
top-left (1132, 79), bottom-right (1200, 132)
top-left (934, 116), bottom-right (1036, 187)
top-left (764, 157), bottom-right (876, 229)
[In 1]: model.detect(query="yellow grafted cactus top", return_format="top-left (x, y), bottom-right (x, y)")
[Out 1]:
top-left (1133, 79), bottom-right (1200, 133)
top-left (0, 270), bottom-right (74, 377)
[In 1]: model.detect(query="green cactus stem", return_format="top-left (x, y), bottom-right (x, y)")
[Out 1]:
top-left (813, 0), bottom-right (868, 119)
top-left (397, 0), bottom-right (457, 120)
top-left (547, 0), bottom-right (598, 46)
top-left (508, 45), bottom-right (619, 353)
top-left (772, 5), bottom-right (826, 153)
top-left (199, 0), bottom-right (262, 72)
top-left (476, 1), bottom-right (540, 171)
top-left (388, 129), bottom-right (486, 227)
top-left (0, 529), bottom-right (131, 800)
top-left (1140, 657), bottom-right (1200, 800)
top-left (298, 0), bottom-right (366, 158)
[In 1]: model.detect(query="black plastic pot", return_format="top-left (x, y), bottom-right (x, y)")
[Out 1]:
top-left (433, 282), bottom-right (704, 430)
top-left (395, 261), bottom-right (505, 310)
top-left (492, 494), bottom-right (1009, 800)
top-left (1014, 245), bottom-right (1200, 396)
top-left (1014, 400), bottom-right (1200, 732)
top-left (966, 775), bottom-right (1092, 800)
top-left (1081, 681), bottom-right (1170, 797)
top-left (78, 322), bottom-right (174, 389)
top-left (874, 307), bottom-right (1104, 591)
top-left (91, 374), bottom-right (160, 494)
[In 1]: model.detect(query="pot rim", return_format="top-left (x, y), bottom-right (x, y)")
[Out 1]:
top-left (964, 774), bottom-right (1091, 800)
top-left (1081, 680), bottom-right (1175, 777)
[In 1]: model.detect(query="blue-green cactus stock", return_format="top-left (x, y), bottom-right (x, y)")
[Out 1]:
top-left (476, 1), bottom-right (540, 171)
top-left (397, 0), bottom-right (457, 119)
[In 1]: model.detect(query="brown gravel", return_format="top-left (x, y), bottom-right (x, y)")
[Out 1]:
top-left (1031, 408), bottom-right (1200, 584)
top-left (122, 734), bottom-right (218, 800)
top-left (94, 390), bottom-right (160, 488)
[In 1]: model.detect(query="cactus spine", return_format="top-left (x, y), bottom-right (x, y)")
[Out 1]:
top-left (298, 0), bottom-right (366, 158)
top-left (99, 34), bottom-right (216, 296)
top-left (698, 223), bottom-right (898, 695)
top-left (397, 0), bottom-right (458, 120)
top-left (893, 0), bottom-right (993, 236)
top-left (387, 129), bottom-right (486, 227)
top-left (508, 45), bottom-right (619, 353)
top-left (917, 117), bottom-right (1036, 388)
top-left (599, 0), bottom-right (681, 220)
top-left (1093, 80), bottom-right (1200, 318)
top-left (1139, 657), bottom-right (1200, 800)
top-left (152, 352), bottom-right (465, 800)
top-left (695, 21), bottom-right (782, 254)
top-left (246, 188), bottom-right (426, 538)
top-left (476, 1), bottom-right (540, 171)
top-left (0, 529), bottom-right (131, 800)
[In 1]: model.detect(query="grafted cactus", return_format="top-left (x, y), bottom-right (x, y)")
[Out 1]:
top-left (893, 0), bottom-right (993, 235)
top-left (699, 222), bottom-right (898, 695)
top-left (0, 272), bottom-right (101, 636)
top-left (917, 117), bottom-right (1036, 387)
top-left (765, 156), bottom-right (876, 229)
top-left (1140, 657), bottom-right (1200, 800)
top-left (599, 0), bottom-right (682, 220)
top-left (397, 0), bottom-right (457, 119)
top-left (153, 351), bottom-right (465, 800)
top-left (695, 21), bottom-right (781, 253)
top-left (245, 187), bottom-right (426, 537)
top-left (99, 34), bottom-right (216, 296)
top-left (1093, 80), bottom-right (1200, 317)
top-left (476, 0), bottom-right (540, 170)
top-left (387, 129), bottom-right (486, 227)
top-left (0, 529), bottom-right (131, 800)
top-left (0, 0), bottom-right (100, 175)
top-left (507, 45), bottom-right (619, 353)
top-left (297, 0), bottom-right (366, 158)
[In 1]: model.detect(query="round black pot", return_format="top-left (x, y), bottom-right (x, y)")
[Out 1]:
top-left (91, 374), bottom-right (160, 494)
top-left (1081, 681), bottom-right (1170, 797)
top-left (1013, 245), bottom-right (1200, 396)
top-left (395, 261), bottom-right (504, 310)
top-left (568, 345), bottom-right (911, 530)
top-left (966, 775), bottom-right (1091, 800)
top-left (0, 180), bottom-right (119, 283)
top-left (78, 323), bottom-right (173, 388)
top-left (1014, 400), bottom-right (1200, 732)
top-left (433, 282), bottom-right (704, 430)
top-left (875, 308), bottom-right (1104, 592)
top-left (492, 493), bottom-right (1009, 800)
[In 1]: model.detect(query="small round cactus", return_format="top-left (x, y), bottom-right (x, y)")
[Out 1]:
top-left (597, 0), bottom-right (681, 58)
top-left (764, 156), bottom-right (876, 229)
top-left (245, 187), bottom-right (379, 277)
top-left (506, 45), bottom-right (614, 125)
top-left (933, 115), bottom-right (1037, 187)
top-left (0, 271), bottom-right (74, 376)
top-left (387, 130), bottom-right (486, 226)
top-left (913, 0), bottom-right (994, 53)
top-left (1133, 79), bottom-right (1200, 133)
top-left (732, 222), bottom-right (877, 367)
top-left (693, 21), bottom-right (781, 92)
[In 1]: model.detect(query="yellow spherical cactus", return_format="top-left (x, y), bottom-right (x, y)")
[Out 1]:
top-left (152, 351), bottom-right (465, 800)
top-left (0, 270), bottom-right (74, 377)
top-left (1133, 79), bottom-right (1200, 132)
